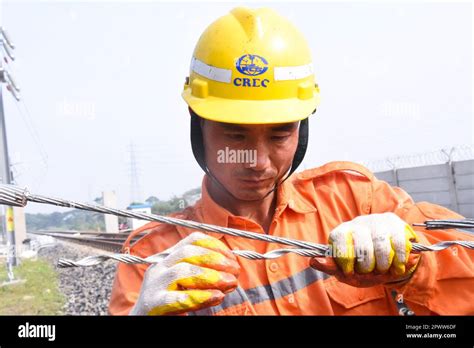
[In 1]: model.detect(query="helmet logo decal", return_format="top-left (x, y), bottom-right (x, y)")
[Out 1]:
top-left (236, 54), bottom-right (268, 76)
top-left (234, 54), bottom-right (270, 88)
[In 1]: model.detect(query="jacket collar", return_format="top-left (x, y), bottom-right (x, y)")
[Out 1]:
top-left (196, 174), bottom-right (317, 239)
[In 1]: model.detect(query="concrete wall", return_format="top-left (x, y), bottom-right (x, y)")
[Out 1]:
top-left (374, 159), bottom-right (474, 217)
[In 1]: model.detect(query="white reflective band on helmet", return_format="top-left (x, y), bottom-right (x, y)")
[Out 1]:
top-left (191, 57), bottom-right (314, 83)
top-left (274, 63), bottom-right (314, 81)
top-left (191, 57), bottom-right (232, 83)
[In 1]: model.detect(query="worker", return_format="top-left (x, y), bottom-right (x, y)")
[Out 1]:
top-left (109, 7), bottom-right (474, 315)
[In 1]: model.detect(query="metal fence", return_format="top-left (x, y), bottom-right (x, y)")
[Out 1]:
top-left (362, 146), bottom-right (474, 218)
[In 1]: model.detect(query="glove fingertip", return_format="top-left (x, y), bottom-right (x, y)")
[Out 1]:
top-left (391, 263), bottom-right (406, 276)
top-left (193, 238), bottom-right (236, 260)
top-left (404, 224), bottom-right (419, 242)
top-left (355, 260), bottom-right (375, 274)
top-left (337, 258), bottom-right (354, 276)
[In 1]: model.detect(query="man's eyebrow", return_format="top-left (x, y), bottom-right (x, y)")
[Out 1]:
top-left (219, 124), bottom-right (249, 132)
top-left (270, 123), bottom-right (298, 132)
top-left (218, 122), bottom-right (298, 132)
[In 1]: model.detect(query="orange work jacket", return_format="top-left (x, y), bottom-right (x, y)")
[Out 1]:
top-left (109, 161), bottom-right (474, 315)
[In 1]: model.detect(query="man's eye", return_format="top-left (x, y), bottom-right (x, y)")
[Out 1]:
top-left (226, 134), bottom-right (245, 140)
top-left (271, 135), bottom-right (290, 141)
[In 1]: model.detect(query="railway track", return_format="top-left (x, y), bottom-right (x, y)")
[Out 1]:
top-left (30, 230), bottom-right (143, 253)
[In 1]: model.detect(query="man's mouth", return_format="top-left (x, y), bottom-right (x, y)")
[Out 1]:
top-left (239, 177), bottom-right (274, 187)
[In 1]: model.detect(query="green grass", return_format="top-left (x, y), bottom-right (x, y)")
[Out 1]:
top-left (0, 258), bottom-right (65, 315)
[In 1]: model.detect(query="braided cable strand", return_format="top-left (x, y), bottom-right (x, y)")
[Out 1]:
top-left (0, 184), bottom-right (29, 207)
top-left (4, 184), bottom-right (473, 254)
top-left (57, 249), bottom-right (327, 268)
top-left (0, 184), bottom-right (326, 252)
top-left (1, 184), bottom-right (473, 268)
top-left (57, 240), bottom-right (474, 268)
top-left (411, 240), bottom-right (474, 252)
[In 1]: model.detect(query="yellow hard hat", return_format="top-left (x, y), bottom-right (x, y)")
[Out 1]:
top-left (182, 7), bottom-right (320, 124)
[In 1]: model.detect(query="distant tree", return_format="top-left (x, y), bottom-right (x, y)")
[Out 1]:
top-left (145, 196), bottom-right (160, 205)
top-left (129, 202), bottom-right (144, 206)
top-left (26, 210), bottom-right (105, 232)
top-left (25, 186), bottom-right (202, 232)
top-left (182, 188), bottom-right (201, 197)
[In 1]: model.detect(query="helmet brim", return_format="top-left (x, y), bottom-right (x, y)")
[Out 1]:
top-left (182, 90), bottom-right (319, 124)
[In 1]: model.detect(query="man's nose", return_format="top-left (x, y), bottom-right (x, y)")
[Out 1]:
top-left (243, 143), bottom-right (271, 171)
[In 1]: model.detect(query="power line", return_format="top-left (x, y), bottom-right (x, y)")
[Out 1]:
top-left (12, 99), bottom-right (49, 168)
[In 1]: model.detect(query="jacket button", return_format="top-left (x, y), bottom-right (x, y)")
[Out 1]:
top-left (269, 263), bottom-right (279, 272)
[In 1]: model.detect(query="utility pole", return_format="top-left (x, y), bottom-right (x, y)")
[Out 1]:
top-left (0, 26), bottom-right (21, 282)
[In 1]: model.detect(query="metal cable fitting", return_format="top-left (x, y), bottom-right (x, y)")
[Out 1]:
top-left (413, 218), bottom-right (474, 230)
top-left (57, 240), bottom-right (474, 268)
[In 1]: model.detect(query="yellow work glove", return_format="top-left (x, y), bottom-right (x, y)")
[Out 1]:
top-left (129, 232), bottom-right (240, 315)
top-left (310, 213), bottom-right (420, 287)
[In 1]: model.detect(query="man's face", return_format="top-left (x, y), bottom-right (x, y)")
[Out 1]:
top-left (201, 120), bottom-right (300, 201)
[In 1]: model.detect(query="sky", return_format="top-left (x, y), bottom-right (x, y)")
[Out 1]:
top-left (0, 1), bottom-right (472, 213)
